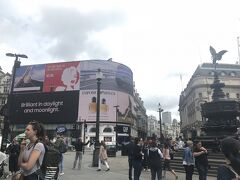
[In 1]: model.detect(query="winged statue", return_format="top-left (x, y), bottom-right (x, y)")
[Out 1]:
top-left (209, 46), bottom-right (227, 65)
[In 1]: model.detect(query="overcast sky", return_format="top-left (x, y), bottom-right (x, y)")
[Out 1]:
top-left (1, 0), bottom-right (240, 120)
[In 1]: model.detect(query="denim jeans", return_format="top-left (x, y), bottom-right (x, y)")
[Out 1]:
top-left (196, 164), bottom-right (208, 180)
top-left (59, 154), bottom-right (64, 173)
top-left (73, 151), bottom-right (83, 169)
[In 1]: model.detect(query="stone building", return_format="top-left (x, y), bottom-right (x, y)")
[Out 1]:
top-left (0, 69), bottom-right (11, 134)
top-left (179, 63), bottom-right (240, 140)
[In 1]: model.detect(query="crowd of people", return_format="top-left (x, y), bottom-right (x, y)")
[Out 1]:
top-left (2, 120), bottom-right (240, 180)
top-left (126, 137), bottom-right (179, 180)
top-left (126, 136), bottom-right (240, 180)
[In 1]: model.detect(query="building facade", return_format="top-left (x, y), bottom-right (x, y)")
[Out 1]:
top-left (179, 63), bottom-right (240, 140)
top-left (162, 111), bottom-right (172, 125)
top-left (0, 69), bottom-right (11, 134)
top-left (147, 115), bottom-right (159, 137)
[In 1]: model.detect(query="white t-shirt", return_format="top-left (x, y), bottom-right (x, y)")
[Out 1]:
top-left (22, 142), bottom-right (45, 176)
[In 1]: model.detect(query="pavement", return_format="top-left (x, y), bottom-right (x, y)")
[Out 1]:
top-left (5, 149), bottom-right (217, 180)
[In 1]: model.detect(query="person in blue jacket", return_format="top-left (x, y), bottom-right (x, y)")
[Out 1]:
top-left (183, 140), bottom-right (195, 180)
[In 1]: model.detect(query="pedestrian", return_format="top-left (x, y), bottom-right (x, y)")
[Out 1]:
top-left (126, 137), bottom-right (134, 180)
top-left (142, 140), bottom-right (150, 171)
top-left (44, 135), bottom-right (52, 146)
top-left (162, 142), bottom-right (178, 179)
top-left (54, 133), bottom-right (66, 175)
top-left (16, 120), bottom-right (46, 180)
top-left (217, 137), bottom-right (240, 180)
top-left (183, 140), bottom-right (195, 180)
top-left (7, 138), bottom-right (20, 175)
top-left (132, 137), bottom-right (143, 180)
top-left (73, 137), bottom-right (89, 170)
top-left (97, 140), bottom-right (110, 171)
top-left (193, 141), bottom-right (208, 180)
top-left (148, 140), bottom-right (163, 180)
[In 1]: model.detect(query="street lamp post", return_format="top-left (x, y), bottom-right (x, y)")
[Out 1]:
top-left (158, 103), bottom-right (164, 142)
top-left (92, 68), bottom-right (103, 167)
top-left (114, 105), bottom-right (119, 150)
top-left (1, 53), bottom-right (28, 151)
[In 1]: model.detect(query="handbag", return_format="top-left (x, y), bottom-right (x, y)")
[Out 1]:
top-left (11, 171), bottom-right (24, 180)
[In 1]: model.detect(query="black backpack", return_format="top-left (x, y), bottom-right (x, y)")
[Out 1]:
top-left (35, 143), bottom-right (61, 179)
top-left (41, 144), bottom-right (62, 171)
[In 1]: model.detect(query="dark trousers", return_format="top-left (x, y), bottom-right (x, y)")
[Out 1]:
top-left (150, 166), bottom-right (162, 180)
top-left (184, 165), bottom-right (194, 180)
top-left (128, 158), bottom-right (133, 180)
top-left (196, 164), bottom-right (208, 180)
top-left (133, 160), bottom-right (142, 180)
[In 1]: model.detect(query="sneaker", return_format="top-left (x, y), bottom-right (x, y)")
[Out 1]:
top-left (105, 168), bottom-right (110, 172)
top-left (97, 169), bottom-right (101, 171)
top-left (59, 172), bottom-right (64, 175)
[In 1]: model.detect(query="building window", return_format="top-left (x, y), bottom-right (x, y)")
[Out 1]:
top-left (89, 127), bottom-right (96, 133)
top-left (230, 72), bottom-right (236, 77)
top-left (209, 71), bottom-right (215, 76)
top-left (198, 93), bottom-right (202, 98)
top-left (237, 93), bottom-right (240, 99)
top-left (226, 93), bottom-right (230, 98)
top-left (103, 127), bottom-right (112, 133)
top-left (104, 137), bottom-right (112, 142)
top-left (3, 86), bottom-right (8, 93)
top-left (1, 98), bottom-right (6, 105)
top-left (220, 71), bottom-right (226, 76)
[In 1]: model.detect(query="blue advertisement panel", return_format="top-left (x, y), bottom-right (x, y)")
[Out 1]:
top-left (79, 60), bottom-right (133, 95)
top-left (13, 64), bottom-right (45, 92)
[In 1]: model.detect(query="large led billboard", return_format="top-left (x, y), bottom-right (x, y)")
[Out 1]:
top-left (10, 91), bottom-right (79, 124)
top-left (10, 60), bottom-right (134, 124)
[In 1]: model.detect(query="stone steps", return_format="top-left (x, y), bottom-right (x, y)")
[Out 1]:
top-left (170, 149), bottom-right (225, 177)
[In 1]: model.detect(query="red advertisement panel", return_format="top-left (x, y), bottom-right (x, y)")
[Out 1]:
top-left (43, 61), bottom-right (80, 92)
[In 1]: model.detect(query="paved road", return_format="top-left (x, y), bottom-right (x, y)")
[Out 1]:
top-left (6, 149), bottom-right (217, 180)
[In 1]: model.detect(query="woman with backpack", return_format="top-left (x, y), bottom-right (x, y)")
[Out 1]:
top-left (148, 141), bottom-right (163, 180)
top-left (217, 137), bottom-right (240, 180)
top-left (16, 120), bottom-right (46, 180)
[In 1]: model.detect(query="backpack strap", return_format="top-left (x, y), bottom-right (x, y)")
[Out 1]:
top-left (223, 164), bottom-right (240, 179)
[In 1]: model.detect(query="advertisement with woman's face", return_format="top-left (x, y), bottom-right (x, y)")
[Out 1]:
top-left (43, 61), bottom-right (80, 92)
